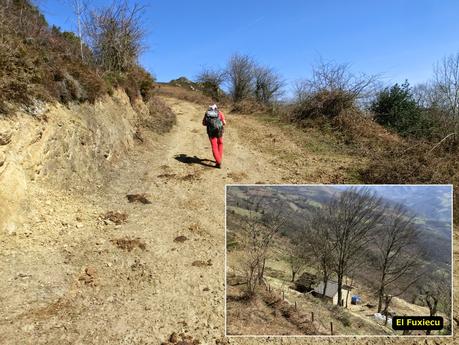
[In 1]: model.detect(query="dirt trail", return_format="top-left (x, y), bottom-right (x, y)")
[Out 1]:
top-left (0, 97), bottom-right (285, 344)
top-left (1, 97), bottom-right (456, 345)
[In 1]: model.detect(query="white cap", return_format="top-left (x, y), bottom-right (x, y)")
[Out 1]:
top-left (209, 104), bottom-right (218, 110)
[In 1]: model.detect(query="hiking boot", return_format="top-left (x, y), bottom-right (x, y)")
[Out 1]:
top-left (215, 163), bottom-right (221, 169)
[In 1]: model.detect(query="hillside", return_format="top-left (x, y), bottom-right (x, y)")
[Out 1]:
top-left (226, 185), bottom-right (453, 336)
top-left (0, 2), bottom-right (458, 344)
top-left (1, 86), bottom-right (458, 344)
top-left (227, 185), bottom-right (452, 268)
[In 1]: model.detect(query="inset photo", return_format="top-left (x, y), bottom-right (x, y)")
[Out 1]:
top-left (225, 185), bottom-right (453, 337)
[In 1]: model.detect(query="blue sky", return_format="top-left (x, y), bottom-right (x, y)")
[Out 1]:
top-left (39, 0), bottom-right (459, 92)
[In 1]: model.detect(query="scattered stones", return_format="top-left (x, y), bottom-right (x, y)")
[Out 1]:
top-left (21, 99), bottom-right (47, 117)
top-left (188, 223), bottom-right (201, 233)
top-left (85, 267), bottom-right (96, 277)
top-left (169, 332), bottom-right (179, 343)
top-left (163, 332), bottom-right (200, 345)
top-left (15, 272), bottom-right (31, 279)
top-left (126, 193), bottom-right (152, 204)
top-left (110, 237), bottom-right (146, 252)
top-left (78, 267), bottom-right (96, 285)
top-left (129, 259), bottom-right (153, 283)
top-left (101, 211), bottom-right (128, 225)
top-left (191, 259), bottom-right (212, 267)
top-left (0, 130), bottom-right (12, 145)
top-left (5, 222), bottom-right (16, 236)
top-left (174, 235), bottom-right (188, 243)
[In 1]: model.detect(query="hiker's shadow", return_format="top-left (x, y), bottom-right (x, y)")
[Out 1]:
top-left (174, 154), bottom-right (215, 167)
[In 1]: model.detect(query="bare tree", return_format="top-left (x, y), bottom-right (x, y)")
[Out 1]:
top-left (302, 209), bottom-right (336, 298)
top-left (226, 53), bottom-right (255, 102)
top-left (69, 0), bottom-right (87, 62)
top-left (419, 271), bottom-right (451, 334)
top-left (196, 67), bottom-right (226, 101)
top-left (253, 66), bottom-right (284, 104)
top-left (412, 82), bottom-right (440, 108)
top-left (381, 272), bottom-right (424, 326)
top-left (256, 197), bottom-right (291, 282)
top-left (433, 52), bottom-right (459, 117)
top-left (288, 242), bottom-right (306, 282)
top-left (326, 188), bottom-right (385, 306)
top-left (296, 59), bottom-right (377, 101)
top-left (238, 192), bottom-right (290, 295)
top-left (293, 60), bottom-right (378, 119)
top-left (84, 0), bottom-right (146, 72)
top-left (373, 204), bottom-right (421, 312)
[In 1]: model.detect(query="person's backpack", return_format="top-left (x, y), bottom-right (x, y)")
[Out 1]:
top-left (205, 109), bottom-right (223, 137)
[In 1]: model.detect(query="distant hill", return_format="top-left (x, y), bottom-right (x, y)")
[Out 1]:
top-left (367, 185), bottom-right (452, 224)
top-left (226, 185), bottom-right (452, 298)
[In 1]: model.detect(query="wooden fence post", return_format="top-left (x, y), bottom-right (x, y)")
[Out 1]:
top-left (330, 322), bottom-right (334, 335)
top-left (294, 301), bottom-right (297, 310)
top-left (282, 291), bottom-right (285, 300)
top-left (311, 312), bottom-right (314, 322)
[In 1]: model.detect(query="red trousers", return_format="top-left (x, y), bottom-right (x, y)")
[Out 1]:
top-left (209, 136), bottom-right (223, 165)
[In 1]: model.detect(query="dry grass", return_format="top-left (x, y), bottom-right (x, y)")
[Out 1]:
top-left (360, 142), bottom-right (459, 223)
top-left (231, 112), bottom-right (365, 183)
top-left (153, 84), bottom-right (213, 105)
top-left (141, 96), bottom-right (177, 134)
top-left (230, 99), bottom-right (270, 114)
top-left (0, 2), bottom-right (155, 113)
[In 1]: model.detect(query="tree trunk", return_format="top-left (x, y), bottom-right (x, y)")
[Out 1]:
top-left (377, 286), bottom-right (384, 313)
top-left (322, 277), bottom-right (328, 298)
top-left (336, 274), bottom-right (343, 306)
top-left (258, 257), bottom-right (266, 283)
top-left (377, 271), bottom-right (386, 313)
top-left (345, 287), bottom-right (350, 308)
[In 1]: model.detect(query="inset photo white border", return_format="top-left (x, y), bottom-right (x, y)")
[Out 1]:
top-left (224, 184), bottom-right (454, 338)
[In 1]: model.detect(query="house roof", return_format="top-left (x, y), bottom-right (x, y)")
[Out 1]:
top-left (313, 280), bottom-right (352, 298)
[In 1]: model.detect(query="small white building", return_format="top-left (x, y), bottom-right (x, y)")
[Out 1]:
top-left (313, 280), bottom-right (352, 306)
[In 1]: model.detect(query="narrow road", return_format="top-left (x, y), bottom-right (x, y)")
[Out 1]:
top-left (0, 97), bottom-right (282, 344)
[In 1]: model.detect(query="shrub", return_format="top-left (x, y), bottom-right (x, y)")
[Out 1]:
top-left (142, 96), bottom-right (177, 134)
top-left (0, 0), bottom-right (155, 111)
top-left (329, 305), bottom-right (351, 327)
top-left (84, 1), bottom-right (146, 73)
top-left (371, 81), bottom-right (433, 137)
top-left (359, 143), bottom-right (458, 224)
top-left (227, 54), bottom-right (255, 103)
top-left (196, 68), bottom-right (226, 102)
top-left (292, 90), bottom-right (355, 120)
top-left (253, 66), bottom-right (284, 104)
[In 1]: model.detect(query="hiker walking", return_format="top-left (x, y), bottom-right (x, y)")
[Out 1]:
top-left (202, 104), bottom-right (226, 168)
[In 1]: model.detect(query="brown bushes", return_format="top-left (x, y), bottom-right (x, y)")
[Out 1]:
top-left (231, 99), bottom-right (269, 114)
top-left (0, 1), bottom-right (155, 113)
top-left (140, 97), bottom-right (177, 134)
top-left (292, 90), bottom-right (355, 120)
top-left (359, 142), bottom-right (458, 223)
